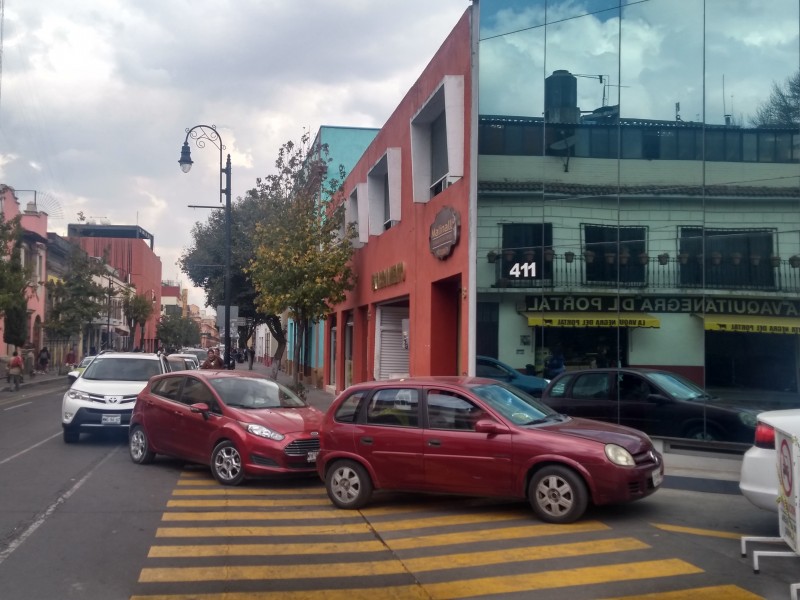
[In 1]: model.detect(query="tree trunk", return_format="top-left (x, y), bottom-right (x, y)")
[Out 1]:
top-left (265, 315), bottom-right (286, 380)
top-left (292, 319), bottom-right (307, 386)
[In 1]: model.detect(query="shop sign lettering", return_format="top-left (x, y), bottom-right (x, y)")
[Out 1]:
top-left (526, 294), bottom-right (800, 317)
top-left (372, 263), bottom-right (406, 291)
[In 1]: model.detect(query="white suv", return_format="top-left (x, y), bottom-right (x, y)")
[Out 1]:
top-left (62, 352), bottom-right (170, 443)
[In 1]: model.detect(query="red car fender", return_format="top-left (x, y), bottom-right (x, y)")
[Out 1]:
top-left (517, 453), bottom-right (598, 501)
top-left (208, 420), bottom-right (250, 453)
top-left (319, 450), bottom-right (384, 489)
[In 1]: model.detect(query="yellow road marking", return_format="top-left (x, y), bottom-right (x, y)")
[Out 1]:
top-left (130, 585), bottom-right (430, 600)
top-left (162, 510), bottom-right (345, 521)
top-left (156, 523), bottom-right (374, 537)
top-left (402, 537), bottom-right (649, 572)
top-left (171, 488), bottom-right (326, 496)
top-left (387, 520), bottom-right (610, 550)
top-left (423, 559), bottom-right (703, 599)
top-left (166, 498), bottom-right (331, 507)
top-left (359, 501), bottom-right (526, 516)
top-left (600, 584), bottom-right (764, 600)
top-left (148, 540), bottom-right (387, 558)
top-left (650, 523), bottom-right (748, 540)
top-left (139, 559), bottom-right (408, 582)
top-left (371, 511), bottom-right (526, 531)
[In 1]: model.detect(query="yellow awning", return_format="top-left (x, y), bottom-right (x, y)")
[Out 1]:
top-left (697, 314), bottom-right (800, 334)
top-left (524, 312), bottom-right (660, 328)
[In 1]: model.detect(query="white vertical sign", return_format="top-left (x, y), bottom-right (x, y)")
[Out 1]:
top-left (776, 427), bottom-right (800, 554)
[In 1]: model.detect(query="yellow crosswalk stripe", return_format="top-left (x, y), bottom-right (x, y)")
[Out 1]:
top-left (171, 488), bottom-right (326, 496)
top-left (130, 585), bottom-right (430, 600)
top-left (161, 510), bottom-right (345, 521)
top-left (651, 523), bottom-right (747, 540)
top-left (599, 584), bottom-right (764, 600)
top-left (422, 559), bottom-right (703, 599)
top-left (148, 540), bottom-right (387, 558)
top-left (369, 511), bottom-right (526, 531)
top-left (156, 523), bottom-right (374, 537)
top-left (401, 537), bottom-right (649, 572)
top-left (166, 498), bottom-right (331, 507)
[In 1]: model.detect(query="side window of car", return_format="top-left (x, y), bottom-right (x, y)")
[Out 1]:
top-left (365, 389), bottom-right (419, 427)
top-left (181, 377), bottom-right (220, 413)
top-left (618, 373), bottom-right (653, 402)
top-left (426, 390), bottom-right (486, 431)
top-left (547, 373), bottom-right (574, 397)
top-left (151, 376), bottom-right (184, 401)
top-left (333, 391), bottom-right (366, 423)
top-left (476, 361), bottom-right (506, 378)
top-left (571, 373), bottom-right (610, 399)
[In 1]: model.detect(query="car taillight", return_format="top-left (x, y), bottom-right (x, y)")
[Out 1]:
top-left (753, 422), bottom-right (776, 449)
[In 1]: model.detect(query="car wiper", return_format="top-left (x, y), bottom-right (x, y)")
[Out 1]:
top-left (524, 414), bottom-right (564, 425)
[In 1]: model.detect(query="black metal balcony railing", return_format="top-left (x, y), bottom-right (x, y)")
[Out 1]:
top-left (488, 250), bottom-right (800, 293)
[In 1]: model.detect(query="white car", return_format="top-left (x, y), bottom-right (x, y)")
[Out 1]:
top-left (62, 352), bottom-right (170, 443)
top-left (739, 408), bottom-right (800, 512)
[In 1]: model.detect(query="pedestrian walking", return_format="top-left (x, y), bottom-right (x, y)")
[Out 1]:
top-left (247, 347), bottom-right (255, 370)
top-left (8, 351), bottom-right (23, 391)
top-left (200, 348), bottom-right (225, 370)
top-left (38, 347), bottom-right (51, 373)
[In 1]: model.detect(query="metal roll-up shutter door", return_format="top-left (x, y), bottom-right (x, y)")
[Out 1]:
top-left (376, 306), bottom-right (409, 380)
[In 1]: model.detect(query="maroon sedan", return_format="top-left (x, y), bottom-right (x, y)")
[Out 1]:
top-left (129, 370), bottom-right (323, 485)
top-left (317, 377), bottom-right (663, 523)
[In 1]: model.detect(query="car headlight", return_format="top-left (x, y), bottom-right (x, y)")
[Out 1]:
top-left (66, 389), bottom-right (90, 402)
top-left (245, 423), bottom-right (285, 441)
top-left (605, 443), bottom-right (635, 466)
top-left (739, 412), bottom-right (758, 428)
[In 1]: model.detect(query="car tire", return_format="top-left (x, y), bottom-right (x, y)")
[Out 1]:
top-left (325, 460), bottom-right (373, 509)
top-left (211, 440), bottom-right (245, 486)
top-left (63, 427), bottom-right (80, 444)
top-left (129, 425), bottom-right (155, 464)
top-left (529, 465), bottom-right (588, 524)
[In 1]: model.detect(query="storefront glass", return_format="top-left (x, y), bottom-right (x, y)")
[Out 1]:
top-left (476, 0), bottom-right (800, 443)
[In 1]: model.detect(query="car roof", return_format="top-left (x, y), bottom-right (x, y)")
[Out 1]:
top-left (343, 376), bottom-right (506, 392)
top-left (154, 369), bottom-right (268, 380)
top-left (95, 352), bottom-right (162, 359)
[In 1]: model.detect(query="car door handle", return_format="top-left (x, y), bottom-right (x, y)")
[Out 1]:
top-left (427, 439), bottom-right (442, 447)
top-left (360, 437), bottom-right (373, 445)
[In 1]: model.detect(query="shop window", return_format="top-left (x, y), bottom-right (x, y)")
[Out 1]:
top-left (679, 227), bottom-right (775, 289)
top-left (368, 149), bottom-right (401, 234)
top-left (411, 75), bottom-right (464, 203)
top-left (584, 225), bottom-right (646, 285)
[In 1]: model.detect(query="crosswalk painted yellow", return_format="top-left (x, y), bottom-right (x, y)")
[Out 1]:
top-left (130, 471), bottom-right (766, 599)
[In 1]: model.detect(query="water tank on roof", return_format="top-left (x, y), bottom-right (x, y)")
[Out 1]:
top-left (545, 70), bottom-right (579, 123)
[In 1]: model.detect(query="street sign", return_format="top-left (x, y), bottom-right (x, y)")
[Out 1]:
top-left (777, 427), bottom-right (800, 554)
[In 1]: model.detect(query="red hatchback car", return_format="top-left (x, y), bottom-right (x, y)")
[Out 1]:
top-left (129, 370), bottom-right (323, 485)
top-left (317, 377), bottom-right (663, 523)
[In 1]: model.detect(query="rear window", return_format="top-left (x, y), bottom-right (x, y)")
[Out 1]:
top-left (83, 357), bottom-right (162, 381)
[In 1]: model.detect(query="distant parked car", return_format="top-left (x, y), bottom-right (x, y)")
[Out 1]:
top-left (541, 368), bottom-right (758, 443)
top-left (67, 355), bottom-right (95, 384)
top-left (739, 409), bottom-right (800, 512)
top-left (476, 355), bottom-right (548, 396)
top-left (317, 376), bottom-right (663, 524)
top-left (181, 348), bottom-right (208, 364)
top-left (166, 353), bottom-right (200, 371)
top-left (129, 370), bottom-right (324, 485)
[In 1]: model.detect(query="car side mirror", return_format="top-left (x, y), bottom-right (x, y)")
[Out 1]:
top-left (190, 402), bottom-right (210, 419)
top-left (474, 419), bottom-right (506, 435)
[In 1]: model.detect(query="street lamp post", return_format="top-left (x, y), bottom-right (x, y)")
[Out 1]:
top-left (178, 125), bottom-right (232, 368)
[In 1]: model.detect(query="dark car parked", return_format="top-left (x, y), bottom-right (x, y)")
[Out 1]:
top-left (476, 355), bottom-right (548, 396)
top-left (540, 368), bottom-right (758, 443)
top-left (317, 376), bottom-right (662, 524)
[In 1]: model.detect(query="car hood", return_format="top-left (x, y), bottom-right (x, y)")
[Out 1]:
top-left (545, 417), bottom-right (651, 453)
top-left (226, 405), bottom-right (323, 434)
top-left (72, 378), bottom-right (150, 396)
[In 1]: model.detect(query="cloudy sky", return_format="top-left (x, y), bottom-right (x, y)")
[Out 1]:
top-left (0, 0), bottom-right (469, 307)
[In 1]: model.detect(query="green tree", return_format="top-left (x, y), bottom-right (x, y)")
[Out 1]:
top-left (0, 214), bottom-right (30, 348)
top-left (752, 71), bottom-right (800, 127)
top-left (44, 245), bottom-right (108, 344)
top-left (157, 313), bottom-right (201, 349)
top-left (123, 292), bottom-right (155, 350)
top-left (247, 133), bottom-right (356, 385)
top-left (180, 165), bottom-right (287, 357)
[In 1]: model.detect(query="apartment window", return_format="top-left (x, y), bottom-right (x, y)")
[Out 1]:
top-left (679, 227), bottom-right (775, 289)
top-left (346, 183), bottom-right (369, 245)
top-left (367, 149), bottom-right (401, 235)
top-left (584, 225), bottom-right (646, 285)
top-left (411, 75), bottom-right (464, 203)
top-left (501, 223), bottom-right (554, 283)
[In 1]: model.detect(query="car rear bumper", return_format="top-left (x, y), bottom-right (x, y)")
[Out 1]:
top-left (739, 445), bottom-right (779, 512)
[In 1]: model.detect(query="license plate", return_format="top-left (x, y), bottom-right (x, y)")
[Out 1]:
top-left (651, 467), bottom-right (663, 487)
top-left (307, 451), bottom-right (319, 463)
top-left (101, 414), bottom-right (121, 425)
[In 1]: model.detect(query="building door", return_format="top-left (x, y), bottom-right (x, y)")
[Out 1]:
top-left (375, 305), bottom-right (409, 380)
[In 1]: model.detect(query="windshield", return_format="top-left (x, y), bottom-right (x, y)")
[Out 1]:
top-left (82, 357), bottom-right (162, 381)
top-left (207, 377), bottom-right (307, 409)
top-left (471, 382), bottom-right (558, 425)
top-left (648, 372), bottom-right (708, 401)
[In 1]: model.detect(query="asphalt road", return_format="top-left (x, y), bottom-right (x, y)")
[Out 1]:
top-left (0, 382), bottom-right (795, 600)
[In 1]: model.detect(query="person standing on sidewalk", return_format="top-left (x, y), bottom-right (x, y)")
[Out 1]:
top-left (247, 347), bottom-right (255, 370)
top-left (8, 351), bottom-right (23, 391)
